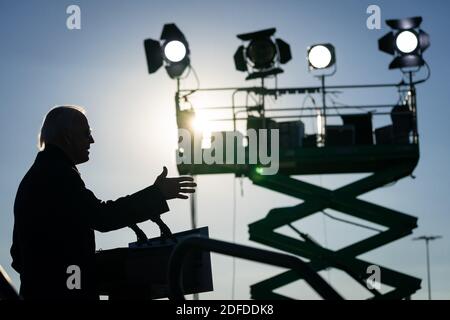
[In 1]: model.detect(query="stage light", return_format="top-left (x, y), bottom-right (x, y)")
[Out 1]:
top-left (164, 40), bottom-right (187, 62)
top-left (144, 23), bottom-right (190, 79)
top-left (234, 28), bottom-right (291, 80)
top-left (378, 16), bottom-right (430, 69)
top-left (307, 44), bottom-right (335, 70)
top-left (247, 38), bottom-right (277, 69)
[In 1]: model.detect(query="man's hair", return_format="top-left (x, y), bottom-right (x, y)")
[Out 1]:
top-left (38, 105), bottom-right (86, 151)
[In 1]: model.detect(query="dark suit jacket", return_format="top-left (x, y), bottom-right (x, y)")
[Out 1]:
top-left (10, 145), bottom-right (169, 300)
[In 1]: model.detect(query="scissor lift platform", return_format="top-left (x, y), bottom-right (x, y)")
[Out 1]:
top-left (177, 143), bottom-right (419, 176)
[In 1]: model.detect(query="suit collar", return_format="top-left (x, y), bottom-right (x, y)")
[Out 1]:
top-left (37, 144), bottom-right (77, 169)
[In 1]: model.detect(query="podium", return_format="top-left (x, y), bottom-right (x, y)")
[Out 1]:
top-left (95, 227), bottom-right (213, 299)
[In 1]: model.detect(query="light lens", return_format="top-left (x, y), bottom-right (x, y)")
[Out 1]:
top-left (247, 38), bottom-right (277, 68)
top-left (308, 45), bottom-right (332, 69)
top-left (164, 40), bottom-right (187, 62)
top-left (396, 31), bottom-right (418, 54)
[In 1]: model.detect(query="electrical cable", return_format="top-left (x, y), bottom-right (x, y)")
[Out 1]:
top-left (287, 220), bottom-right (383, 296)
top-left (327, 94), bottom-right (368, 113)
top-left (299, 93), bottom-right (316, 118)
top-left (178, 65), bottom-right (192, 80)
top-left (321, 210), bottom-right (383, 233)
top-left (400, 61), bottom-right (431, 86)
top-left (318, 175), bottom-right (331, 283)
top-left (180, 65), bottom-right (201, 100)
top-left (231, 177), bottom-right (237, 300)
top-left (190, 65), bottom-right (201, 90)
top-left (412, 61), bottom-right (431, 85)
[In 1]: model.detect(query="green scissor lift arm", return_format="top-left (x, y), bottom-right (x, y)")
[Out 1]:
top-left (247, 151), bottom-right (421, 299)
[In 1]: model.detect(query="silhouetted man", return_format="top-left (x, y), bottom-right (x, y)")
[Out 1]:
top-left (10, 106), bottom-right (196, 300)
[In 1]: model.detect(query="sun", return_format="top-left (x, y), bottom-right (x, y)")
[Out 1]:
top-left (191, 112), bottom-right (211, 134)
top-left (191, 112), bottom-right (212, 148)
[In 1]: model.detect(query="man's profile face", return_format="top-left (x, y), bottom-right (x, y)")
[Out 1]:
top-left (66, 113), bottom-right (95, 165)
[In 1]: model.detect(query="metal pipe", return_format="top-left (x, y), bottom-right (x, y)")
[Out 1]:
top-left (205, 111), bottom-right (398, 122)
top-left (167, 237), bottom-right (343, 300)
top-left (426, 239), bottom-right (431, 300)
top-left (193, 104), bottom-right (394, 111)
top-left (321, 75), bottom-right (327, 144)
top-left (178, 82), bottom-right (403, 93)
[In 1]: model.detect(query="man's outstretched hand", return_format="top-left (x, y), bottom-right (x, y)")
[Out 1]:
top-left (154, 166), bottom-right (196, 200)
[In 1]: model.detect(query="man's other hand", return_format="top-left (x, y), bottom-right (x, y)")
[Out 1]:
top-left (154, 166), bottom-right (196, 200)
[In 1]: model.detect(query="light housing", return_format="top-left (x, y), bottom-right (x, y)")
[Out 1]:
top-left (234, 28), bottom-right (291, 80)
top-left (307, 43), bottom-right (336, 70)
top-left (144, 23), bottom-right (190, 79)
top-left (378, 16), bottom-right (430, 69)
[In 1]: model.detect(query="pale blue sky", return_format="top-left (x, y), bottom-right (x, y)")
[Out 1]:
top-left (0, 0), bottom-right (449, 299)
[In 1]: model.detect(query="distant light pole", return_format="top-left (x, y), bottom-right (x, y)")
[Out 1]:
top-left (413, 235), bottom-right (442, 300)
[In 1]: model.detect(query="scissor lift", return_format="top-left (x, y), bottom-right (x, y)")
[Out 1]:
top-left (174, 78), bottom-right (422, 299)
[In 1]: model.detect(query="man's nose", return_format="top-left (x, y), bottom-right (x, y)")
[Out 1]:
top-left (89, 135), bottom-right (95, 144)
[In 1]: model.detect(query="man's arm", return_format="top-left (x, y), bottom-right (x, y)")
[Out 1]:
top-left (76, 184), bottom-right (169, 232)
top-left (62, 166), bottom-right (195, 232)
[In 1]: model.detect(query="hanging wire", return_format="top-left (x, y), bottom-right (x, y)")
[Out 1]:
top-left (266, 74), bottom-right (278, 105)
top-left (230, 175), bottom-right (246, 300)
top-left (231, 177), bottom-right (237, 300)
top-left (318, 175), bottom-right (331, 283)
top-left (321, 210), bottom-right (383, 232)
top-left (298, 92), bottom-right (317, 136)
top-left (274, 74), bottom-right (278, 98)
top-left (180, 65), bottom-right (201, 100)
top-left (178, 64), bottom-right (192, 80)
top-left (327, 93), bottom-right (369, 113)
top-left (328, 95), bottom-right (342, 116)
top-left (299, 93), bottom-right (316, 117)
top-left (400, 61), bottom-right (431, 85)
top-left (415, 61), bottom-right (431, 84)
top-left (190, 65), bottom-right (201, 90)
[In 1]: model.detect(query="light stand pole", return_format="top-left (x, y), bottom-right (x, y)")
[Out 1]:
top-left (175, 78), bottom-right (197, 231)
top-left (413, 235), bottom-right (442, 300)
top-left (313, 64), bottom-right (336, 146)
top-left (175, 78), bottom-right (199, 300)
top-left (407, 71), bottom-right (419, 145)
top-left (320, 74), bottom-right (326, 146)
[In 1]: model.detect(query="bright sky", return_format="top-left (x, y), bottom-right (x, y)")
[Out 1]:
top-left (0, 0), bottom-right (449, 299)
